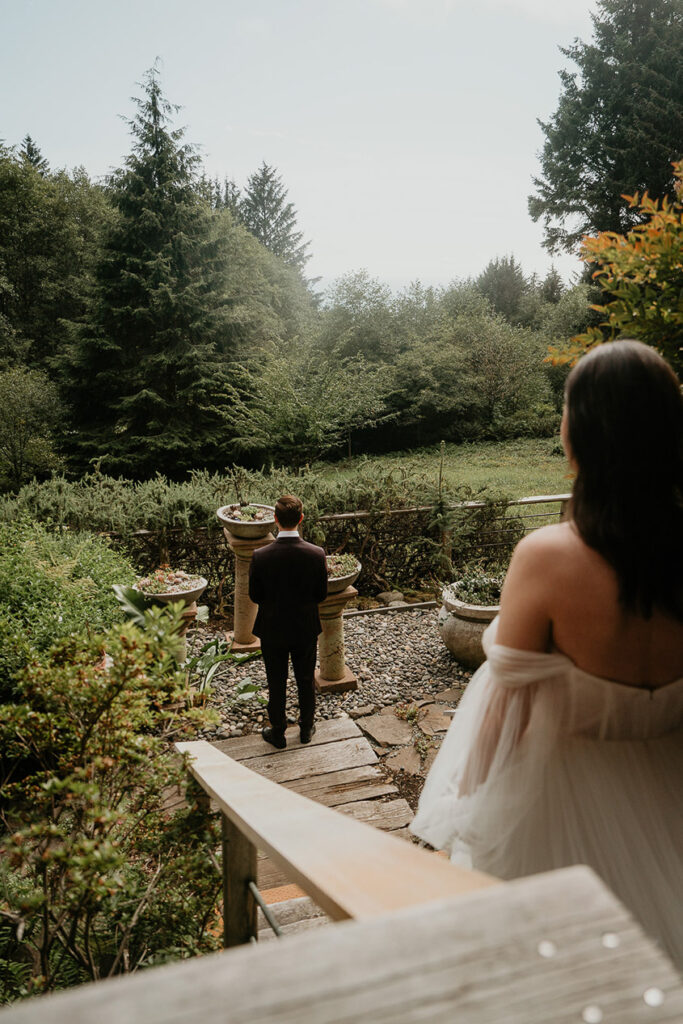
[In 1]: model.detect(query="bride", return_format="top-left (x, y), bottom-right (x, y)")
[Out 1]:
top-left (411, 339), bottom-right (683, 968)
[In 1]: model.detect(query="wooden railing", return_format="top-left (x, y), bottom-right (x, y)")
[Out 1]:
top-left (175, 740), bottom-right (498, 947)
top-left (4, 748), bottom-right (682, 1022)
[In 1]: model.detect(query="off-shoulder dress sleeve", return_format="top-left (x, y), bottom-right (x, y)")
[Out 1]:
top-left (410, 617), bottom-right (568, 864)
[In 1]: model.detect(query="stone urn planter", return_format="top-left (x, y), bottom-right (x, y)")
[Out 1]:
top-left (216, 503), bottom-right (277, 652)
top-left (216, 503), bottom-right (276, 539)
top-left (325, 554), bottom-right (361, 594)
top-left (134, 573), bottom-right (208, 608)
top-left (438, 575), bottom-right (502, 670)
top-left (133, 570), bottom-right (208, 663)
top-left (315, 555), bottom-right (362, 694)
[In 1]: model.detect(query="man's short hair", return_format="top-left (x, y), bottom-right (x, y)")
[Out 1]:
top-left (275, 494), bottom-right (303, 529)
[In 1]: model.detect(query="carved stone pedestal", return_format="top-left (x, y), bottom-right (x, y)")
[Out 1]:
top-left (224, 529), bottom-right (275, 652)
top-left (178, 602), bottom-right (198, 664)
top-left (315, 585), bottom-right (358, 694)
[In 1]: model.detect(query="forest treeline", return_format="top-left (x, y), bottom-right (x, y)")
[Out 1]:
top-left (0, 71), bottom-right (597, 487)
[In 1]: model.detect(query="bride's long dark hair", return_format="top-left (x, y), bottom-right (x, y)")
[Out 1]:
top-left (565, 339), bottom-right (683, 620)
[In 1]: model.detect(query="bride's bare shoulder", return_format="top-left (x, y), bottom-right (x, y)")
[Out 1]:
top-left (497, 524), bottom-right (580, 650)
top-left (510, 522), bottom-right (580, 566)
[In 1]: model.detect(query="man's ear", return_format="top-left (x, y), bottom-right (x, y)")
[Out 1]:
top-left (299, 512), bottom-right (304, 525)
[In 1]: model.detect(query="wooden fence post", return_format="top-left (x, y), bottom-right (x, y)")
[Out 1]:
top-left (222, 813), bottom-right (257, 947)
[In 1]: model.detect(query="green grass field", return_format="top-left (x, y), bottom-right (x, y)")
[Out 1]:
top-left (318, 437), bottom-right (573, 501)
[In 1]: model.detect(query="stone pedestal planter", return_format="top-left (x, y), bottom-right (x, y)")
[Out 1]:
top-left (217, 504), bottom-right (276, 652)
top-left (438, 585), bottom-right (499, 670)
top-left (315, 585), bottom-right (358, 694)
top-left (223, 530), bottom-right (275, 652)
top-left (133, 578), bottom-right (207, 663)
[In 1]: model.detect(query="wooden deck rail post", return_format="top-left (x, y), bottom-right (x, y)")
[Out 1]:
top-left (222, 813), bottom-right (258, 947)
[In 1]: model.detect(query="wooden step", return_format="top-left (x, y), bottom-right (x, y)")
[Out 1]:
top-left (257, 895), bottom-right (330, 942)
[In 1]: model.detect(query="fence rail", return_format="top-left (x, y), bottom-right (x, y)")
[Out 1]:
top-left (101, 493), bottom-right (571, 612)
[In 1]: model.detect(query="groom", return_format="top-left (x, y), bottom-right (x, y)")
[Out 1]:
top-left (248, 495), bottom-right (328, 749)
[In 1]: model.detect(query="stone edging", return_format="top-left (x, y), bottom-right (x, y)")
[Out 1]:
top-left (344, 600), bottom-right (438, 618)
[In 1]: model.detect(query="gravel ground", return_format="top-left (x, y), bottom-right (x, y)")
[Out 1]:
top-left (190, 608), bottom-right (471, 741)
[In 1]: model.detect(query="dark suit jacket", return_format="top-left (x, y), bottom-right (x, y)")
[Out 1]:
top-left (249, 536), bottom-right (328, 647)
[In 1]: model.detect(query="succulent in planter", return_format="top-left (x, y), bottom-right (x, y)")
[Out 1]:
top-left (325, 553), bottom-right (362, 596)
top-left (447, 568), bottom-right (505, 607)
top-left (326, 553), bottom-right (361, 579)
top-left (222, 503), bottom-right (274, 523)
top-left (136, 568), bottom-right (206, 596)
top-left (439, 566), bottom-right (507, 670)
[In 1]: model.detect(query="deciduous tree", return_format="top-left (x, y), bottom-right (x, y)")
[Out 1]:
top-left (0, 365), bottom-right (63, 489)
top-left (553, 162), bottom-right (683, 377)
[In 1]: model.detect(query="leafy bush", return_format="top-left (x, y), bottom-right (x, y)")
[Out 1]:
top-left (0, 518), bottom-right (136, 700)
top-left (0, 462), bottom-right (534, 607)
top-left (0, 609), bottom-right (220, 1000)
top-left (0, 366), bottom-right (65, 492)
top-left (550, 161), bottom-right (683, 378)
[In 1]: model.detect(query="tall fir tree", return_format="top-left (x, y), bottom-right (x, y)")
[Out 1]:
top-left (20, 134), bottom-right (49, 175)
top-left (61, 67), bottom-right (235, 477)
top-left (240, 162), bottom-right (310, 271)
top-left (475, 255), bottom-right (529, 322)
top-left (529, 0), bottom-right (683, 253)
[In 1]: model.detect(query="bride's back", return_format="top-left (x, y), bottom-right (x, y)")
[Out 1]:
top-left (543, 522), bottom-right (683, 688)
top-left (497, 340), bottom-right (683, 686)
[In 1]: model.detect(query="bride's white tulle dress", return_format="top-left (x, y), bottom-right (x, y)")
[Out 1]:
top-left (410, 617), bottom-right (683, 968)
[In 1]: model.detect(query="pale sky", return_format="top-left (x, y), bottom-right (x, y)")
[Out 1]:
top-left (1, 0), bottom-right (597, 291)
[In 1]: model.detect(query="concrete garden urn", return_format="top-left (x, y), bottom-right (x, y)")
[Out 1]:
top-left (315, 557), bottom-right (361, 694)
top-left (133, 573), bottom-right (208, 663)
top-left (216, 504), bottom-right (276, 652)
top-left (438, 583), bottom-right (499, 671)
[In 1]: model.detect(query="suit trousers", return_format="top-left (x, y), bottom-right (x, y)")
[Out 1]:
top-left (260, 637), bottom-right (317, 735)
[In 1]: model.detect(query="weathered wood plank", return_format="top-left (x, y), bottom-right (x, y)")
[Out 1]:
top-left (212, 718), bottom-right (360, 760)
top-left (258, 916), bottom-right (330, 943)
top-left (239, 736), bottom-right (378, 785)
top-left (6, 867), bottom-right (681, 1024)
top-left (338, 798), bottom-right (413, 832)
top-left (280, 765), bottom-right (397, 807)
top-left (258, 852), bottom-right (290, 891)
top-left (222, 814), bottom-right (257, 947)
top-left (383, 826), bottom-right (413, 842)
top-left (257, 896), bottom-right (328, 931)
top-left (176, 741), bottom-right (495, 921)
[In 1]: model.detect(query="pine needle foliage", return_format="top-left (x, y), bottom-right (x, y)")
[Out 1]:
top-left (61, 66), bottom-right (237, 478)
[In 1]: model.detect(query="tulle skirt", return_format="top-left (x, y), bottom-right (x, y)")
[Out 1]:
top-left (410, 626), bottom-right (683, 969)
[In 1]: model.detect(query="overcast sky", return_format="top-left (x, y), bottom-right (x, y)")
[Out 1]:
top-left (2, 0), bottom-right (597, 292)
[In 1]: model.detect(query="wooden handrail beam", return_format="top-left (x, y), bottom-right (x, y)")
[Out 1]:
top-left (176, 740), bottom-right (498, 922)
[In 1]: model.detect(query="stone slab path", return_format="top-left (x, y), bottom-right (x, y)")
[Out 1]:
top-left (212, 718), bottom-right (414, 897)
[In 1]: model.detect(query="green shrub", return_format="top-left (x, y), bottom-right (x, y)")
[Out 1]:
top-left (0, 609), bottom-right (220, 999)
top-left (0, 518), bottom-right (137, 700)
top-left (0, 464), bottom-right (530, 607)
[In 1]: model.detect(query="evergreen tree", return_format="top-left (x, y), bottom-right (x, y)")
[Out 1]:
top-left (529, 0), bottom-right (683, 254)
top-left (0, 146), bottom-right (110, 368)
top-left (220, 177), bottom-right (241, 217)
top-left (240, 162), bottom-right (310, 271)
top-left (200, 175), bottom-right (241, 216)
top-left (539, 266), bottom-right (565, 304)
top-left (20, 134), bottom-right (49, 175)
top-left (61, 67), bottom-right (235, 478)
top-left (475, 255), bottom-right (528, 321)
